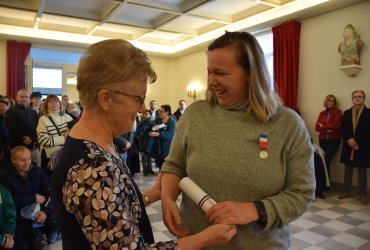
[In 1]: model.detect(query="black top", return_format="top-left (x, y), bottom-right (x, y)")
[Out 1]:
top-left (5, 104), bottom-right (38, 149)
top-left (51, 137), bottom-right (177, 250)
top-left (340, 106), bottom-right (370, 167)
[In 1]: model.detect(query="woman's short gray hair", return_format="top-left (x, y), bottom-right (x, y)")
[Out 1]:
top-left (77, 39), bottom-right (157, 107)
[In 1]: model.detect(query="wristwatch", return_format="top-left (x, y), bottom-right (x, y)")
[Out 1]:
top-left (143, 193), bottom-right (150, 206)
top-left (254, 200), bottom-right (267, 225)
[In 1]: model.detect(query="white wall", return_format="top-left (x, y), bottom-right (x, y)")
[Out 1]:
top-left (298, 1), bottom-right (370, 185)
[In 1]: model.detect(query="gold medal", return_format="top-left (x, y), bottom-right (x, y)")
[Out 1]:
top-left (259, 150), bottom-right (268, 159)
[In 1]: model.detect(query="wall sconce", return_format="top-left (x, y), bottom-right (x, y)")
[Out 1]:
top-left (187, 83), bottom-right (200, 102)
top-left (187, 89), bottom-right (196, 101)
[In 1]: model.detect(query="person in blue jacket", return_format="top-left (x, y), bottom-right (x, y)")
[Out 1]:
top-left (0, 146), bottom-right (59, 250)
top-left (148, 105), bottom-right (176, 169)
top-left (0, 184), bottom-right (16, 249)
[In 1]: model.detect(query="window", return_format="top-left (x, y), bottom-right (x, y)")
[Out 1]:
top-left (255, 30), bottom-right (273, 85)
top-left (32, 67), bottom-right (62, 95)
top-left (30, 47), bottom-right (82, 99)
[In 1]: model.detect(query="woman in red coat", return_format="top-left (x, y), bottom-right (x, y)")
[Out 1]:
top-left (315, 95), bottom-right (342, 178)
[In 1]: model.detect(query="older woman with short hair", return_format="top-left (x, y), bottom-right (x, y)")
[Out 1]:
top-left (51, 39), bottom-right (236, 250)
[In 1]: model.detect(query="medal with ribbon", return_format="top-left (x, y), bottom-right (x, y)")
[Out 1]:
top-left (259, 134), bottom-right (268, 159)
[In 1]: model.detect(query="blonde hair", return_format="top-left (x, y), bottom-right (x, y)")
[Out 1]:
top-left (77, 39), bottom-right (157, 107)
top-left (206, 31), bottom-right (281, 122)
top-left (323, 94), bottom-right (337, 108)
top-left (40, 95), bottom-right (65, 116)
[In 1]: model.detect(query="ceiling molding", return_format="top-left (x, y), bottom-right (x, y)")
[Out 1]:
top-left (0, 0), bottom-right (366, 56)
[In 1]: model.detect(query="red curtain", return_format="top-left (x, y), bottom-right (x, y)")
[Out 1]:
top-left (272, 21), bottom-right (301, 108)
top-left (6, 41), bottom-right (32, 99)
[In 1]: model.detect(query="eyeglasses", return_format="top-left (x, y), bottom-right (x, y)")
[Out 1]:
top-left (352, 96), bottom-right (364, 99)
top-left (110, 90), bottom-right (146, 106)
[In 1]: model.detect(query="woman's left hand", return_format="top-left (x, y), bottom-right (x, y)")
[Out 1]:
top-left (149, 131), bottom-right (160, 137)
top-left (206, 201), bottom-right (258, 225)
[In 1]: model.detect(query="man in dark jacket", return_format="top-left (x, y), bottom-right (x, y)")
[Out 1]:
top-left (5, 89), bottom-right (40, 166)
top-left (173, 99), bottom-right (187, 121)
top-left (338, 90), bottom-right (370, 204)
top-left (0, 99), bottom-right (10, 169)
top-left (0, 146), bottom-right (59, 250)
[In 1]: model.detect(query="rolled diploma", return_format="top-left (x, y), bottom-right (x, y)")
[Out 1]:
top-left (179, 177), bottom-right (217, 213)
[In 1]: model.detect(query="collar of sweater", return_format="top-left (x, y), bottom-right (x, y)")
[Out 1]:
top-left (48, 110), bottom-right (61, 117)
top-left (221, 99), bottom-right (249, 112)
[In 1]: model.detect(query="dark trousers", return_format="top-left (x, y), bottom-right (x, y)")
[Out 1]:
top-left (319, 139), bottom-right (340, 177)
top-left (342, 164), bottom-right (368, 195)
top-left (40, 150), bottom-right (52, 176)
top-left (14, 217), bottom-right (60, 250)
top-left (314, 152), bottom-right (326, 195)
top-left (142, 153), bottom-right (153, 174)
top-left (127, 147), bottom-right (140, 174)
top-left (14, 219), bottom-right (44, 250)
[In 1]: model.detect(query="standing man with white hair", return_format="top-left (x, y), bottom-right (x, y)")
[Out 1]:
top-left (338, 90), bottom-right (370, 204)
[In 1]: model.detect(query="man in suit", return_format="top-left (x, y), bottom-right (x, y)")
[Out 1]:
top-left (338, 90), bottom-right (370, 204)
top-left (173, 99), bottom-right (187, 121)
top-left (149, 100), bottom-right (159, 121)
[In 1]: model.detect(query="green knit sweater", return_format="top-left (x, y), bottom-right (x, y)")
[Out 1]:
top-left (0, 185), bottom-right (16, 247)
top-left (162, 100), bottom-right (315, 250)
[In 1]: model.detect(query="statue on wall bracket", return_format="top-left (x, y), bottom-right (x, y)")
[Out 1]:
top-left (338, 24), bottom-right (364, 77)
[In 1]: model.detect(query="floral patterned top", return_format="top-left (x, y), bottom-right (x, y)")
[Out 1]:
top-left (52, 137), bottom-right (178, 250)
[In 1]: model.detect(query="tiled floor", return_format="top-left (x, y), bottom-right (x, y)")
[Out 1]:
top-left (51, 169), bottom-right (370, 250)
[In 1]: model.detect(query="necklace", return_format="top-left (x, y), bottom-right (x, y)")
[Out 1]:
top-left (79, 122), bottom-right (117, 156)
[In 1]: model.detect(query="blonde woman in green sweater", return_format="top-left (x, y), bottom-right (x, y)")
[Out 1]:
top-left (161, 32), bottom-right (315, 249)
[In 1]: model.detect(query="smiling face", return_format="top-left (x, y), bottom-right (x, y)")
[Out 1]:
top-left (107, 75), bottom-right (148, 136)
top-left (12, 148), bottom-right (32, 176)
top-left (207, 46), bottom-right (249, 107)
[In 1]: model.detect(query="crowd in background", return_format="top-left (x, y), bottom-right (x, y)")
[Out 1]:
top-left (0, 85), bottom-right (368, 249)
top-left (0, 89), bottom-right (186, 249)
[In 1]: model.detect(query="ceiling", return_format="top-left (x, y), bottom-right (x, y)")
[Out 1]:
top-left (0, 0), bottom-right (366, 56)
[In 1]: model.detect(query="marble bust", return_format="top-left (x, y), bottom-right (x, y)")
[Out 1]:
top-left (338, 24), bottom-right (364, 66)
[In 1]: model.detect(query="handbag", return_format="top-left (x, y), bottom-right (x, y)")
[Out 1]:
top-left (46, 116), bottom-right (62, 171)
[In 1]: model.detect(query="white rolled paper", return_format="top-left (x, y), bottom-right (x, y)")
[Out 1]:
top-left (179, 177), bottom-right (217, 213)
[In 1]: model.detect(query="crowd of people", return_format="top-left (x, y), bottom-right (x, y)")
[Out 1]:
top-left (0, 31), bottom-right (368, 249)
top-left (0, 91), bottom-right (82, 249)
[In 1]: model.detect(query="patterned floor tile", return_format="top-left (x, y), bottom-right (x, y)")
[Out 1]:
top-left (321, 220), bottom-right (355, 232)
top-left (316, 238), bottom-right (354, 250)
top-left (308, 225), bottom-right (341, 238)
top-left (292, 230), bottom-right (328, 245)
top-left (331, 232), bottom-right (369, 248)
top-left (50, 166), bottom-right (370, 250)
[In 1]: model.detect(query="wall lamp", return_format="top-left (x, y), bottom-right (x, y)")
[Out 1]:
top-left (187, 83), bottom-right (200, 102)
